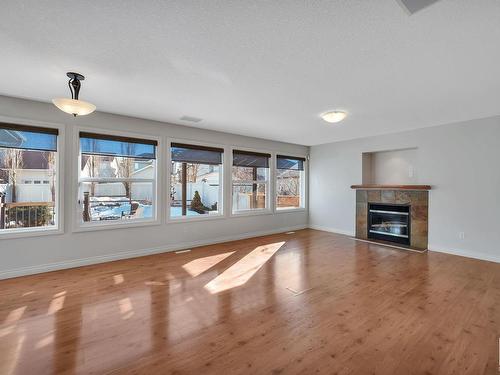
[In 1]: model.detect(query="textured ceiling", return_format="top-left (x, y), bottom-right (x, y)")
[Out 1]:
top-left (1, 0), bottom-right (499, 145)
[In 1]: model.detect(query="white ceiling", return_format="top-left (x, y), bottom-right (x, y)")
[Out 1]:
top-left (1, 0), bottom-right (499, 146)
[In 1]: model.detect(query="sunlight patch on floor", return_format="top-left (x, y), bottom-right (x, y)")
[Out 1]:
top-left (119, 297), bottom-right (134, 320)
top-left (3, 306), bottom-right (26, 325)
top-left (204, 242), bottom-right (285, 294)
top-left (0, 332), bottom-right (25, 375)
top-left (0, 306), bottom-right (27, 338)
top-left (113, 274), bottom-right (124, 284)
top-left (145, 281), bottom-right (165, 286)
top-left (47, 292), bottom-right (66, 315)
top-left (35, 334), bottom-right (54, 349)
top-left (183, 251), bottom-right (235, 277)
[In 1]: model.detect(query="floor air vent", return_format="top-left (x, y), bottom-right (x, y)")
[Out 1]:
top-left (397, 0), bottom-right (441, 15)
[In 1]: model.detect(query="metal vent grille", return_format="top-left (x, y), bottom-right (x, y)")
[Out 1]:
top-left (397, 0), bottom-right (441, 15)
top-left (180, 115), bottom-right (202, 123)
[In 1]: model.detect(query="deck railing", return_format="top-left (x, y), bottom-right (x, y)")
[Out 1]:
top-left (1, 202), bottom-right (55, 229)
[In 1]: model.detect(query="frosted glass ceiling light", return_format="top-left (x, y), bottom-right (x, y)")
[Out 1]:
top-left (321, 110), bottom-right (347, 123)
top-left (52, 72), bottom-right (96, 116)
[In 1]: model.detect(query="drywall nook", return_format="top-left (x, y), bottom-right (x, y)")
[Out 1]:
top-left (362, 147), bottom-right (418, 185)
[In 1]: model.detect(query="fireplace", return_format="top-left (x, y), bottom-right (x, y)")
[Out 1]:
top-left (352, 186), bottom-right (430, 250)
top-left (368, 203), bottom-right (410, 246)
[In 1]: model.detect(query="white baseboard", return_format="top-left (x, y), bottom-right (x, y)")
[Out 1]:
top-left (308, 224), bottom-right (354, 237)
top-left (428, 244), bottom-right (500, 264)
top-left (310, 225), bottom-right (500, 264)
top-left (3, 225), bottom-right (498, 280)
top-left (0, 224), bottom-right (307, 280)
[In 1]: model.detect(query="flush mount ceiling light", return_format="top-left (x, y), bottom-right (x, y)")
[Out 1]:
top-left (52, 72), bottom-right (96, 116)
top-left (320, 110), bottom-right (347, 123)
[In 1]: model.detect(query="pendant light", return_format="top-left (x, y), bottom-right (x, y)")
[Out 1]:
top-left (52, 72), bottom-right (96, 116)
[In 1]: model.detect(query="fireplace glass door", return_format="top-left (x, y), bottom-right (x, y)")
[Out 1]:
top-left (368, 203), bottom-right (410, 245)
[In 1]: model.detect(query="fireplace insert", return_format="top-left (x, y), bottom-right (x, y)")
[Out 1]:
top-left (368, 203), bottom-right (410, 245)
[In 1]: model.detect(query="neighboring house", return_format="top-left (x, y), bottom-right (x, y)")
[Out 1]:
top-left (131, 164), bottom-right (154, 179)
top-left (81, 155), bottom-right (154, 201)
top-left (0, 150), bottom-right (53, 203)
top-left (81, 155), bottom-right (117, 178)
top-left (171, 163), bottom-right (220, 208)
top-left (197, 164), bottom-right (220, 185)
top-left (130, 164), bottom-right (154, 201)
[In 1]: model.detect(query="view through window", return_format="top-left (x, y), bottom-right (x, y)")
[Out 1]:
top-left (276, 155), bottom-right (305, 210)
top-left (0, 123), bottom-right (58, 232)
top-left (170, 143), bottom-right (223, 218)
top-left (232, 150), bottom-right (270, 213)
top-left (78, 132), bottom-right (157, 223)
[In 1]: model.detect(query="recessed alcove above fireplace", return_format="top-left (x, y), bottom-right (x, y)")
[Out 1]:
top-left (362, 147), bottom-right (418, 185)
top-left (351, 185), bottom-right (431, 251)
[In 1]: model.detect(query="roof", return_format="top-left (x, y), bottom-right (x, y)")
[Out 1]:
top-left (0, 149), bottom-right (50, 170)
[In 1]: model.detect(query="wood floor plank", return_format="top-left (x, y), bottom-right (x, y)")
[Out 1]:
top-left (0, 229), bottom-right (499, 374)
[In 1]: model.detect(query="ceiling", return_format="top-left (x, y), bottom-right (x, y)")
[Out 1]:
top-left (1, 0), bottom-right (499, 146)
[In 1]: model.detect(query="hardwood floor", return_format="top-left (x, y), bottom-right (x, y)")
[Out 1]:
top-left (1, 229), bottom-right (499, 374)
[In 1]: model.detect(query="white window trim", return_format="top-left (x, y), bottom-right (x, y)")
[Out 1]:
top-left (72, 125), bottom-right (161, 233)
top-left (0, 115), bottom-right (65, 239)
top-left (274, 154), bottom-right (308, 213)
top-left (166, 137), bottom-right (226, 223)
top-left (230, 146), bottom-right (273, 217)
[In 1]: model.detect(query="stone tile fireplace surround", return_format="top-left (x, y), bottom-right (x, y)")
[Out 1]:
top-left (351, 185), bottom-right (431, 250)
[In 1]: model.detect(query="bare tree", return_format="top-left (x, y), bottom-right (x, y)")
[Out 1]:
top-left (277, 170), bottom-right (299, 195)
top-left (86, 138), bottom-right (103, 196)
top-left (186, 163), bottom-right (199, 183)
top-left (116, 156), bottom-right (133, 204)
top-left (232, 166), bottom-right (255, 181)
top-left (86, 155), bottom-right (102, 195)
top-left (43, 151), bottom-right (56, 203)
top-left (4, 149), bottom-right (23, 202)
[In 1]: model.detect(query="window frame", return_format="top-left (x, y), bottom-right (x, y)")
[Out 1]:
top-left (0, 116), bottom-right (64, 239)
top-left (72, 126), bottom-right (161, 232)
top-left (230, 146), bottom-right (273, 217)
top-left (167, 138), bottom-right (226, 224)
top-left (274, 154), bottom-right (308, 213)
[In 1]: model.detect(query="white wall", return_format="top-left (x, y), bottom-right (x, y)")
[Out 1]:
top-left (0, 95), bottom-right (308, 278)
top-left (309, 116), bottom-right (500, 262)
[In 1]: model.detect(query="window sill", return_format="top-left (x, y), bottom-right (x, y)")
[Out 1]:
top-left (167, 214), bottom-right (226, 224)
top-left (73, 218), bottom-right (161, 233)
top-left (275, 207), bottom-right (307, 214)
top-left (230, 209), bottom-right (273, 218)
top-left (0, 226), bottom-right (63, 240)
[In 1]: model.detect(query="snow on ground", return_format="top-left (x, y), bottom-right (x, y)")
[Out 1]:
top-left (89, 199), bottom-right (201, 221)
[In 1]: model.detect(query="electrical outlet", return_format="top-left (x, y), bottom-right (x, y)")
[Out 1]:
top-left (408, 166), bottom-right (414, 178)
top-left (458, 232), bottom-right (465, 240)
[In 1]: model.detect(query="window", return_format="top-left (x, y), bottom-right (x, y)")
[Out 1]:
top-left (170, 143), bottom-right (223, 218)
top-left (78, 132), bottom-right (157, 224)
top-left (34, 180), bottom-right (41, 184)
top-left (276, 155), bottom-right (306, 210)
top-left (0, 123), bottom-right (58, 232)
top-left (232, 150), bottom-right (270, 214)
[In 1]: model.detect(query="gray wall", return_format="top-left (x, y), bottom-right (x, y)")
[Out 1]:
top-left (310, 116), bottom-right (500, 262)
top-left (0, 96), bottom-right (308, 278)
top-left (367, 148), bottom-right (418, 185)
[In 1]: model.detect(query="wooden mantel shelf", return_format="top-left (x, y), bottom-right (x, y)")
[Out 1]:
top-left (350, 184), bottom-right (431, 190)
